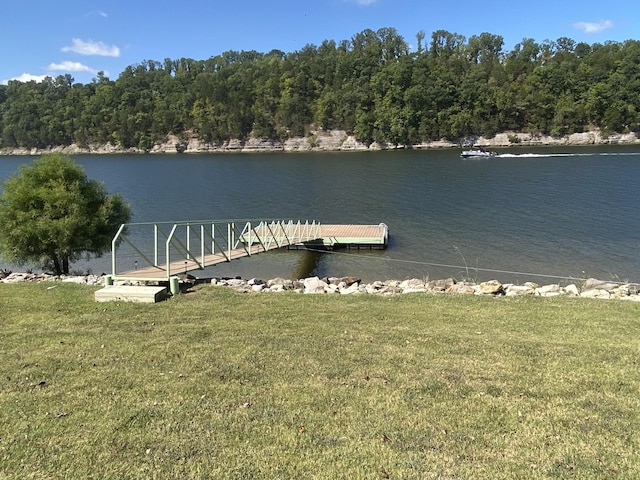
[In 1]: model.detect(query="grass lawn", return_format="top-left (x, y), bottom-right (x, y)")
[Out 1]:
top-left (1, 282), bottom-right (639, 479)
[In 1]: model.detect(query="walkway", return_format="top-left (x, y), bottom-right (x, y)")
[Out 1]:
top-left (111, 219), bottom-right (388, 282)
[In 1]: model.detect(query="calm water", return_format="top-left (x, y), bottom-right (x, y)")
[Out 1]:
top-left (1, 146), bottom-right (640, 284)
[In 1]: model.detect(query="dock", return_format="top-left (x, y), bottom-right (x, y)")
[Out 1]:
top-left (293, 224), bottom-right (388, 249)
top-left (109, 219), bottom-right (388, 283)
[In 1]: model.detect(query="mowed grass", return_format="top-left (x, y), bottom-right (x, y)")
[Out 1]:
top-left (1, 282), bottom-right (639, 479)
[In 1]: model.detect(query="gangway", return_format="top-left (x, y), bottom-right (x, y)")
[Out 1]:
top-left (111, 219), bottom-right (322, 282)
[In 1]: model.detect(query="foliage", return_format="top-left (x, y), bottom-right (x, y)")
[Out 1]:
top-left (0, 154), bottom-right (131, 274)
top-left (1, 283), bottom-right (639, 478)
top-left (1, 29), bottom-right (639, 149)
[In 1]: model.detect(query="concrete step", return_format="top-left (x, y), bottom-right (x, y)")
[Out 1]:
top-left (95, 285), bottom-right (168, 303)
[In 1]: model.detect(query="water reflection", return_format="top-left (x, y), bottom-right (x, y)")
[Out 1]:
top-left (292, 249), bottom-right (322, 279)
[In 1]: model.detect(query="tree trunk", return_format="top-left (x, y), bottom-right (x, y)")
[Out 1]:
top-left (51, 255), bottom-right (63, 276)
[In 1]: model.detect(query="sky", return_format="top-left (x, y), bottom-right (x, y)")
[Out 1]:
top-left (1, 0), bottom-right (638, 85)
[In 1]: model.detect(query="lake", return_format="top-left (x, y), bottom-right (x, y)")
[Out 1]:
top-left (1, 145), bottom-right (639, 284)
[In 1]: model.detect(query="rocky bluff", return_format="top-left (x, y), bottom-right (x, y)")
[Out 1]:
top-left (3, 130), bottom-right (639, 156)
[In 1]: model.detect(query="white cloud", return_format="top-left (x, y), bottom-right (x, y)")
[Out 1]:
top-left (48, 61), bottom-right (98, 74)
top-left (573, 20), bottom-right (614, 34)
top-left (356, 0), bottom-right (377, 4)
top-left (84, 10), bottom-right (108, 18)
top-left (61, 38), bottom-right (120, 57)
top-left (1, 73), bottom-right (49, 84)
top-left (1, 61), bottom-right (111, 84)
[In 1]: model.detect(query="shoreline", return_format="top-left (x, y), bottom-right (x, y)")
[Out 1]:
top-left (2, 271), bottom-right (639, 301)
top-left (1, 130), bottom-right (639, 156)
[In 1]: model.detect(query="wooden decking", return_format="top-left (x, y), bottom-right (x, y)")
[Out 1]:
top-left (113, 222), bottom-right (388, 282)
top-left (296, 223), bottom-right (388, 248)
top-left (115, 241), bottom-right (295, 281)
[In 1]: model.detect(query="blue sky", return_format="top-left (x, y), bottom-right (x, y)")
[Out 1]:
top-left (1, 0), bottom-right (637, 85)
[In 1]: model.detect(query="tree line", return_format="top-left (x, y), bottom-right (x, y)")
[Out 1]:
top-left (1, 28), bottom-right (639, 151)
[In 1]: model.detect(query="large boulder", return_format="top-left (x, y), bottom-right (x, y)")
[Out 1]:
top-left (427, 278), bottom-right (455, 292)
top-left (399, 278), bottom-right (427, 293)
top-left (504, 284), bottom-right (535, 296)
top-left (479, 280), bottom-right (504, 295)
top-left (339, 282), bottom-right (361, 295)
top-left (327, 276), bottom-right (360, 286)
top-left (563, 284), bottom-right (580, 296)
top-left (580, 289), bottom-right (611, 299)
top-left (303, 276), bottom-right (328, 294)
top-left (582, 278), bottom-right (619, 292)
top-left (267, 277), bottom-right (294, 290)
top-left (535, 284), bottom-right (562, 296)
top-left (446, 283), bottom-right (476, 295)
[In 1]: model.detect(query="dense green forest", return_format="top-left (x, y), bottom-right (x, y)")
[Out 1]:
top-left (1, 28), bottom-right (639, 151)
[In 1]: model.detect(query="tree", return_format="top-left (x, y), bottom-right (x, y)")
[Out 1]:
top-left (1, 29), bottom-right (639, 148)
top-left (0, 154), bottom-right (131, 275)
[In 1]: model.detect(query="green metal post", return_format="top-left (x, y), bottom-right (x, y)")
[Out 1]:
top-left (170, 276), bottom-right (180, 295)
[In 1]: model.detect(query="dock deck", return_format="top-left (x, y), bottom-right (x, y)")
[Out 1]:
top-left (296, 223), bottom-right (388, 249)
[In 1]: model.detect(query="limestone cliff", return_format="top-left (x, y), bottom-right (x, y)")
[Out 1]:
top-left (1, 129), bottom-right (638, 156)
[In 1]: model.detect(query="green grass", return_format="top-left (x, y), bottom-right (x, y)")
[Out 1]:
top-left (1, 282), bottom-right (639, 479)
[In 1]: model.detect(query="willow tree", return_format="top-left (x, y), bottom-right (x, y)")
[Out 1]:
top-left (0, 154), bottom-right (131, 275)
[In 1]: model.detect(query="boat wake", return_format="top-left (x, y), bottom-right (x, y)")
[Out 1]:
top-left (497, 151), bottom-right (640, 158)
top-left (498, 152), bottom-right (589, 158)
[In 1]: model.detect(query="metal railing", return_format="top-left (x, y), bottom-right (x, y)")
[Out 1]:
top-left (111, 219), bottom-right (321, 280)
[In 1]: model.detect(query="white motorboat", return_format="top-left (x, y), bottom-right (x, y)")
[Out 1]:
top-left (460, 148), bottom-right (497, 158)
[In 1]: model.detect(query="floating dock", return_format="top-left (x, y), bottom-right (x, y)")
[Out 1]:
top-left (294, 223), bottom-right (388, 249)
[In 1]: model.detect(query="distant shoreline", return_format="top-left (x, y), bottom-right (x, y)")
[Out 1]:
top-left (1, 130), bottom-right (639, 156)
